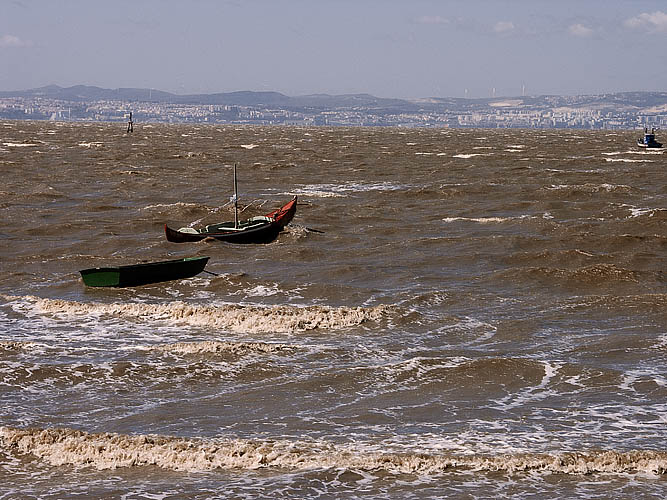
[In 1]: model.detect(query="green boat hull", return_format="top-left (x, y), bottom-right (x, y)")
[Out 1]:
top-left (80, 256), bottom-right (210, 287)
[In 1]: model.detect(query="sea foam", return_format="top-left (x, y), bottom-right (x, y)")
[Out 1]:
top-left (4, 295), bottom-right (386, 334)
top-left (2, 426), bottom-right (666, 476)
top-left (150, 341), bottom-right (295, 356)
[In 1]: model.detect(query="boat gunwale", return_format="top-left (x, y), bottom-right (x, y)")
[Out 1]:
top-left (165, 196), bottom-right (297, 243)
top-left (79, 256), bottom-right (209, 274)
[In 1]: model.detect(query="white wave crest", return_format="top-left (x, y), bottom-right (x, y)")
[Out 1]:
top-left (442, 216), bottom-right (512, 224)
top-left (605, 158), bottom-right (653, 163)
top-left (453, 153), bottom-right (485, 159)
top-left (5, 295), bottom-right (385, 334)
top-left (2, 426), bottom-right (666, 476)
top-left (293, 182), bottom-right (405, 198)
top-left (151, 341), bottom-right (295, 355)
top-left (0, 341), bottom-right (34, 352)
top-left (546, 183), bottom-right (632, 193)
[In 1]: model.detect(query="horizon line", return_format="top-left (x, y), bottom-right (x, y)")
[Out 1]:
top-left (2, 83), bottom-right (666, 102)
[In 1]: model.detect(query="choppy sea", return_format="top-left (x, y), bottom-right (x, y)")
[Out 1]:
top-left (1, 121), bottom-right (666, 498)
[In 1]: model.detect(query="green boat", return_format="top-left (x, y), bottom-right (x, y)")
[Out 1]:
top-left (79, 256), bottom-right (210, 287)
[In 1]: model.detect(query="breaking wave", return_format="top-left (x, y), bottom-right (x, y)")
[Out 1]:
top-left (293, 181), bottom-right (406, 198)
top-left (150, 341), bottom-right (296, 356)
top-left (0, 341), bottom-right (34, 353)
top-left (2, 426), bottom-right (666, 476)
top-left (543, 183), bottom-right (634, 195)
top-left (604, 158), bottom-right (653, 163)
top-left (442, 215), bottom-right (532, 224)
top-left (4, 295), bottom-right (386, 334)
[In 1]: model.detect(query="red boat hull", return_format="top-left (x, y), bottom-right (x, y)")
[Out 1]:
top-left (165, 196), bottom-right (297, 244)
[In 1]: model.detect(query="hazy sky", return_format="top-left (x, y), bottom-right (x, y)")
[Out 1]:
top-left (1, 0), bottom-right (666, 99)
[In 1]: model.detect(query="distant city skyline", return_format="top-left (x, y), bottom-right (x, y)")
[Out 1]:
top-left (1, 1), bottom-right (666, 99)
top-left (3, 86), bottom-right (664, 130)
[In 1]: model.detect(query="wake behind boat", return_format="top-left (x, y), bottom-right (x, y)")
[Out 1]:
top-left (165, 196), bottom-right (297, 243)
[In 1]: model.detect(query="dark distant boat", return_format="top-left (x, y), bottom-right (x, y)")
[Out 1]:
top-left (637, 127), bottom-right (663, 149)
top-left (165, 196), bottom-right (297, 244)
top-left (79, 256), bottom-right (209, 287)
top-left (165, 164), bottom-right (297, 244)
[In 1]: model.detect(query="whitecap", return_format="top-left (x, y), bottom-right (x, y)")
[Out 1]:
top-left (150, 341), bottom-right (295, 356)
top-left (604, 158), bottom-right (652, 163)
top-left (453, 153), bottom-right (484, 159)
top-left (242, 285), bottom-right (280, 297)
top-left (3, 425), bottom-right (667, 476)
top-left (442, 216), bottom-right (512, 224)
top-left (4, 295), bottom-right (387, 335)
top-left (625, 206), bottom-right (663, 218)
top-left (293, 181), bottom-right (406, 198)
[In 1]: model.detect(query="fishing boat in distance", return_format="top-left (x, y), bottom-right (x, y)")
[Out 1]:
top-left (637, 127), bottom-right (663, 149)
top-left (165, 164), bottom-right (297, 244)
top-left (80, 256), bottom-right (210, 287)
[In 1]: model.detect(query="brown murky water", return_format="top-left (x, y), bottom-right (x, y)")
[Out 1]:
top-left (1, 121), bottom-right (666, 498)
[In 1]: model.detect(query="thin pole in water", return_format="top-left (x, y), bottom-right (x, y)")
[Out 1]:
top-left (233, 163), bottom-right (239, 229)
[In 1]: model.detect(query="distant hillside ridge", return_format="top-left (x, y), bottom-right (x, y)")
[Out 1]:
top-left (1, 84), bottom-right (664, 129)
top-left (0, 85), bottom-right (411, 109)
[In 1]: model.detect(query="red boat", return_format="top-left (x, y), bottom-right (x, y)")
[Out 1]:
top-left (165, 196), bottom-right (297, 244)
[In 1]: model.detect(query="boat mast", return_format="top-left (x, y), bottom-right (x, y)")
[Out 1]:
top-left (233, 163), bottom-right (239, 228)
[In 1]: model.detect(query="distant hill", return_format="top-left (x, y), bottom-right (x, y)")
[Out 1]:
top-left (1, 85), bottom-right (665, 114)
top-left (0, 85), bottom-right (173, 102)
top-left (0, 85), bottom-right (282, 105)
top-left (1, 84), bottom-right (665, 129)
top-left (0, 85), bottom-right (410, 109)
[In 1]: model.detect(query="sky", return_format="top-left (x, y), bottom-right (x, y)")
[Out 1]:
top-left (1, 0), bottom-right (666, 99)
